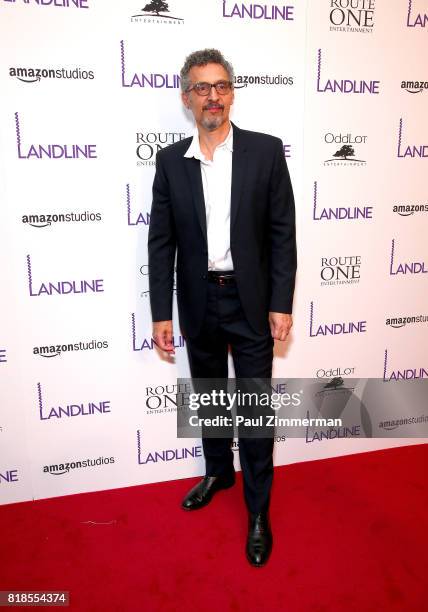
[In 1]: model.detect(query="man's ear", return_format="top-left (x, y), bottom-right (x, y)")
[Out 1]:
top-left (181, 91), bottom-right (190, 109)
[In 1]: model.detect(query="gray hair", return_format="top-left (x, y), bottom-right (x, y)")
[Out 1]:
top-left (180, 48), bottom-right (235, 93)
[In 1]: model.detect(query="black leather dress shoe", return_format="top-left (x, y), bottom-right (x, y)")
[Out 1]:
top-left (246, 511), bottom-right (273, 567)
top-left (181, 474), bottom-right (235, 510)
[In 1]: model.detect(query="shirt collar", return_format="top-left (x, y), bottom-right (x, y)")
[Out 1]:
top-left (184, 122), bottom-right (233, 160)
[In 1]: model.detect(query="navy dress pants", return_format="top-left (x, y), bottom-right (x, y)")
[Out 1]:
top-left (184, 278), bottom-right (274, 514)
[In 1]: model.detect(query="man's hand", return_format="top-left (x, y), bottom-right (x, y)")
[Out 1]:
top-left (152, 320), bottom-right (175, 354)
top-left (269, 312), bottom-right (293, 341)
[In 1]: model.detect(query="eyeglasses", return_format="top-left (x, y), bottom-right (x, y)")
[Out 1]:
top-left (185, 80), bottom-right (233, 96)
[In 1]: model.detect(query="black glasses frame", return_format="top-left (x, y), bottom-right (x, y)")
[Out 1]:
top-left (185, 80), bottom-right (234, 96)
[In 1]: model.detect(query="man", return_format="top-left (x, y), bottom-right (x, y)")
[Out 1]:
top-left (148, 49), bottom-right (297, 567)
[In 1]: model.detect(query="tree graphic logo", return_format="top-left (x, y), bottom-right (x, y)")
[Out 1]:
top-left (132, 0), bottom-right (184, 21)
top-left (334, 145), bottom-right (354, 160)
top-left (324, 143), bottom-right (366, 165)
top-left (143, 0), bottom-right (169, 15)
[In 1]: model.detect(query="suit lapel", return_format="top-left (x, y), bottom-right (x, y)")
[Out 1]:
top-left (230, 122), bottom-right (247, 234)
top-left (184, 155), bottom-right (207, 244)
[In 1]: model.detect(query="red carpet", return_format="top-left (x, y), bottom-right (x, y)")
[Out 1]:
top-left (1, 444), bottom-right (427, 611)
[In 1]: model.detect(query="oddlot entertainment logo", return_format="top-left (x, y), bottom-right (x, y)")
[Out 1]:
top-left (316, 365), bottom-right (356, 378)
top-left (37, 382), bottom-right (111, 420)
top-left (316, 48), bottom-right (380, 94)
top-left (323, 131), bottom-right (367, 166)
top-left (130, 0), bottom-right (184, 23)
top-left (15, 112), bottom-right (97, 160)
top-left (26, 254), bottom-right (104, 296)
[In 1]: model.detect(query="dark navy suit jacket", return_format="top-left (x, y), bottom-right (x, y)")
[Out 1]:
top-left (148, 121), bottom-right (297, 339)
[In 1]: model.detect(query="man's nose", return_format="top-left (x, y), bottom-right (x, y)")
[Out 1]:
top-left (208, 85), bottom-right (220, 101)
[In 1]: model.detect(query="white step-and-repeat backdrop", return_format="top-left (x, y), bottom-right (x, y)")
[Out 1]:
top-left (1, 0), bottom-right (427, 505)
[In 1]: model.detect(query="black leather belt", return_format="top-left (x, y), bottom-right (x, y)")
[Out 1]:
top-left (207, 270), bottom-right (236, 285)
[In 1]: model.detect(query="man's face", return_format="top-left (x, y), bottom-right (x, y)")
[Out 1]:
top-left (181, 62), bottom-right (234, 131)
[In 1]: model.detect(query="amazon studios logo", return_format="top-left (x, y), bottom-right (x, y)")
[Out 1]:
top-left (316, 48), bottom-right (380, 94)
top-left (393, 202), bottom-right (428, 217)
top-left (309, 301), bottom-right (367, 337)
top-left (9, 66), bottom-right (94, 83)
top-left (137, 429), bottom-right (202, 464)
top-left (26, 254), bottom-right (104, 297)
top-left (389, 239), bottom-right (427, 275)
top-left (320, 255), bottom-right (361, 286)
top-left (234, 73), bottom-right (293, 88)
top-left (386, 313), bottom-right (428, 329)
top-left (131, 312), bottom-right (185, 352)
top-left (401, 79), bottom-right (428, 94)
top-left (143, 382), bottom-right (191, 415)
top-left (33, 338), bottom-right (108, 358)
top-left (15, 112), bottom-right (97, 160)
top-left (136, 130), bottom-right (185, 166)
top-left (120, 40), bottom-right (180, 88)
top-left (43, 456), bottom-right (115, 477)
top-left (329, 0), bottom-right (376, 33)
top-left (323, 132), bottom-right (367, 166)
top-left (22, 211), bottom-right (102, 228)
top-left (406, 0), bottom-right (428, 28)
top-left (130, 0), bottom-right (184, 24)
top-left (37, 382), bottom-right (111, 421)
top-left (312, 181), bottom-right (373, 221)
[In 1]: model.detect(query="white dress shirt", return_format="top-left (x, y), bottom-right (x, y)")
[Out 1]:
top-left (183, 123), bottom-right (234, 271)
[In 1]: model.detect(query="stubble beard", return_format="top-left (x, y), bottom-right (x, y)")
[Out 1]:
top-left (200, 114), bottom-right (224, 132)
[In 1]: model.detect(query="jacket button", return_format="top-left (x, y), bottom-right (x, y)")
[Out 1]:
top-left (202, 274), bottom-right (207, 279)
